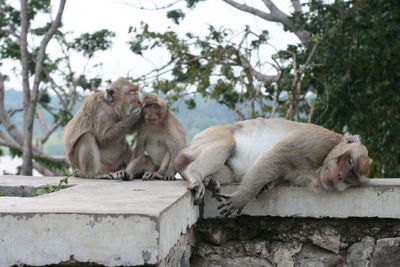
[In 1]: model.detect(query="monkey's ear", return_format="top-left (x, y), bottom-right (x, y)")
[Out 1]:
top-left (104, 88), bottom-right (114, 102)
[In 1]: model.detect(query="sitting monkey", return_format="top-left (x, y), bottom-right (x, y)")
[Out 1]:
top-left (126, 94), bottom-right (186, 180)
top-left (64, 78), bottom-right (142, 179)
top-left (174, 118), bottom-right (372, 216)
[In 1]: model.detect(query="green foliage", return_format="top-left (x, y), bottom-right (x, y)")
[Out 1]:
top-left (167, 9), bottom-right (185, 24)
top-left (71, 29), bottom-right (116, 58)
top-left (36, 169), bottom-right (79, 195)
top-left (128, 23), bottom-right (275, 118)
top-left (301, 0), bottom-right (400, 177)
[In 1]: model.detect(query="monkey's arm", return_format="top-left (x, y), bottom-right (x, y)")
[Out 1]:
top-left (217, 148), bottom-right (284, 217)
top-left (100, 108), bottom-right (142, 144)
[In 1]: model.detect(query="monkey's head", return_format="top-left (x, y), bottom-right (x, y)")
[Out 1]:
top-left (105, 77), bottom-right (142, 110)
top-left (143, 94), bottom-right (168, 126)
top-left (320, 135), bottom-right (372, 192)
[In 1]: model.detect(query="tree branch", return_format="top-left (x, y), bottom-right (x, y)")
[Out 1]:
top-left (0, 72), bottom-right (24, 144)
top-left (291, 0), bottom-right (302, 13)
top-left (223, 0), bottom-right (312, 44)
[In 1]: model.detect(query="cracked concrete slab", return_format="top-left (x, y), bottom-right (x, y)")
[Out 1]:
top-left (0, 176), bottom-right (199, 266)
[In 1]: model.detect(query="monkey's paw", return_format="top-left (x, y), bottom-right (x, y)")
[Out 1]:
top-left (129, 107), bottom-right (143, 121)
top-left (142, 171), bottom-right (167, 180)
top-left (204, 176), bottom-right (222, 201)
top-left (217, 193), bottom-right (247, 217)
top-left (112, 170), bottom-right (130, 180)
top-left (187, 181), bottom-right (205, 205)
top-left (162, 175), bottom-right (176, 181)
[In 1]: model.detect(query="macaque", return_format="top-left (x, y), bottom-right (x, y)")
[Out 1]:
top-left (64, 77), bottom-right (142, 179)
top-left (126, 94), bottom-right (186, 180)
top-left (174, 118), bottom-right (372, 216)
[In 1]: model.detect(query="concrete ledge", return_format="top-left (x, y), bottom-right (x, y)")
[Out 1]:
top-left (2, 176), bottom-right (400, 266)
top-left (0, 176), bottom-right (199, 266)
top-left (203, 179), bottom-right (400, 219)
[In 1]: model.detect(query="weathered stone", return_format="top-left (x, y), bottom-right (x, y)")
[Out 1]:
top-left (271, 241), bottom-right (302, 267)
top-left (370, 237), bottom-right (400, 267)
top-left (192, 256), bottom-right (274, 267)
top-left (294, 244), bottom-right (344, 267)
top-left (309, 226), bottom-right (341, 253)
top-left (346, 236), bottom-right (375, 267)
top-left (160, 228), bottom-right (194, 267)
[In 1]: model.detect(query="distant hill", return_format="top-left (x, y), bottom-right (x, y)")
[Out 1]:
top-left (1, 89), bottom-right (236, 156)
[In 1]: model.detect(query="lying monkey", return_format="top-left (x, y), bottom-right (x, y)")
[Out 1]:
top-left (174, 118), bottom-right (371, 216)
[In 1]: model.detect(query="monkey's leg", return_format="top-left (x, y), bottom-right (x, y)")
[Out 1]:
top-left (126, 155), bottom-right (156, 181)
top-left (77, 133), bottom-right (113, 179)
top-left (183, 146), bottom-right (234, 204)
top-left (218, 149), bottom-right (282, 216)
top-left (204, 165), bottom-right (235, 201)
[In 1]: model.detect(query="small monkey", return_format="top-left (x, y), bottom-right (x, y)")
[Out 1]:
top-left (64, 77), bottom-right (142, 179)
top-left (174, 118), bottom-right (371, 216)
top-left (126, 94), bottom-right (186, 180)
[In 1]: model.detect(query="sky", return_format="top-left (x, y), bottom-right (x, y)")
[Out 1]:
top-left (61, 0), bottom-right (300, 90)
top-left (4, 0), bottom-right (300, 90)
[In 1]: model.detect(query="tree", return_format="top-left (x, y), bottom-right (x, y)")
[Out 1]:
top-left (128, 0), bottom-right (318, 121)
top-left (130, 0), bottom-right (400, 177)
top-left (0, 0), bottom-right (115, 175)
top-left (302, 0), bottom-right (400, 177)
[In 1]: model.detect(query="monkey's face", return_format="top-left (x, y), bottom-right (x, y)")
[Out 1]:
top-left (143, 103), bottom-right (163, 126)
top-left (320, 143), bottom-right (371, 192)
top-left (123, 84), bottom-right (142, 108)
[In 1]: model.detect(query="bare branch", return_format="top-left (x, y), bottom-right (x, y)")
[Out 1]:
top-left (32, 161), bottom-right (55, 176)
top-left (7, 107), bottom-right (24, 117)
top-left (222, 0), bottom-right (276, 22)
top-left (238, 53), bottom-right (279, 83)
top-left (120, 0), bottom-right (182, 10)
top-left (223, 0), bottom-right (312, 44)
top-left (36, 106), bottom-right (49, 136)
top-left (31, 0), bottom-right (67, 100)
top-left (0, 72), bottom-right (24, 144)
top-left (291, 0), bottom-right (302, 13)
top-left (0, 29), bottom-right (20, 39)
top-left (40, 117), bottom-right (63, 145)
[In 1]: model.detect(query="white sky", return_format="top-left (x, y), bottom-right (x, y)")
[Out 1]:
top-left (5, 0), bottom-right (300, 90)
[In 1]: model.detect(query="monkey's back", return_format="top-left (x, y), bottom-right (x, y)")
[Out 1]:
top-left (63, 92), bottom-right (107, 168)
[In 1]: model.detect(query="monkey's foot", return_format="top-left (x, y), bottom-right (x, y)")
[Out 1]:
top-left (162, 175), bottom-right (176, 181)
top-left (217, 193), bottom-right (247, 217)
top-left (187, 181), bottom-right (205, 205)
top-left (204, 176), bottom-right (222, 201)
top-left (112, 170), bottom-right (130, 180)
top-left (93, 172), bottom-right (114, 180)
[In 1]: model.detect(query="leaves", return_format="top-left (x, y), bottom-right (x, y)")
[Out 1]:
top-left (71, 29), bottom-right (116, 58)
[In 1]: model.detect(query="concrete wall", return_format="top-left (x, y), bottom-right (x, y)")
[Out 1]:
top-left (1, 176), bottom-right (400, 267)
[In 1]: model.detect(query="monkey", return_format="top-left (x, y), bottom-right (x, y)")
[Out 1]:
top-left (63, 77), bottom-right (142, 179)
top-left (174, 118), bottom-right (372, 216)
top-left (125, 94), bottom-right (186, 180)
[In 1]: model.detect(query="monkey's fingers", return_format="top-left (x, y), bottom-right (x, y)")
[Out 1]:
top-left (216, 193), bottom-right (231, 200)
top-left (142, 171), bottom-right (155, 180)
top-left (217, 201), bottom-right (231, 210)
top-left (220, 206), bottom-right (234, 217)
top-left (112, 170), bottom-right (128, 180)
top-left (162, 175), bottom-right (176, 181)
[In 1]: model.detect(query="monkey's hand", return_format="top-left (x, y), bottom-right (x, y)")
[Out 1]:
top-left (187, 180), bottom-right (205, 205)
top-left (143, 171), bottom-right (176, 181)
top-left (217, 192), bottom-right (247, 217)
top-left (204, 176), bottom-right (222, 201)
top-left (112, 170), bottom-right (130, 180)
top-left (127, 107), bottom-right (142, 123)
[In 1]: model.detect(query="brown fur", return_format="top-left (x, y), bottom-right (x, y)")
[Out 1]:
top-left (174, 118), bottom-right (372, 215)
top-left (64, 77), bottom-right (142, 179)
top-left (126, 94), bottom-right (187, 180)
